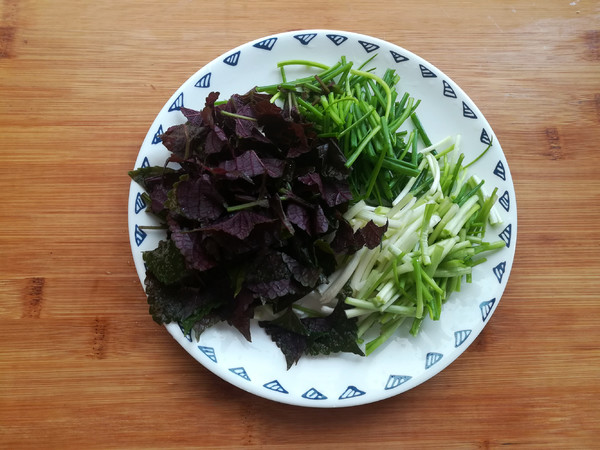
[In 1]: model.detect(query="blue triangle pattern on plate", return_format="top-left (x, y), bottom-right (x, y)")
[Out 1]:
top-left (223, 50), bottom-right (241, 66)
top-left (425, 352), bottom-right (443, 369)
top-left (134, 224), bottom-right (147, 247)
top-left (134, 192), bottom-right (146, 214)
top-left (302, 388), bottom-right (327, 400)
top-left (499, 223), bottom-right (512, 248)
top-left (229, 367), bottom-right (251, 381)
top-left (339, 386), bottom-right (366, 400)
top-left (141, 156), bottom-right (150, 168)
top-left (198, 345), bottom-right (217, 363)
top-left (443, 80), bottom-right (457, 98)
top-left (390, 50), bottom-right (409, 62)
top-left (480, 298), bottom-right (496, 322)
top-left (326, 34), bottom-right (348, 46)
top-left (385, 375), bottom-right (412, 390)
top-left (195, 72), bottom-right (211, 88)
top-left (152, 124), bottom-right (163, 144)
top-left (263, 380), bottom-right (288, 394)
top-left (493, 160), bottom-right (506, 180)
top-left (480, 128), bottom-right (492, 145)
top-left (454, 329), bottom-right (472, 347)
top-left (178, 324), bottom-right (192, 342)
top-left (359, 40), bottom-right (379, 53)
top-left (499, 190), bottom-right (510, 212)
top-left (493, 261), bottom-right (506, 283)
top-left (253, 37), bottom-right (277, 51)
top-left (462, 101), bottom-right (477, 119)
top-left (294, 33), bottom-right (317, 45)
top-left (168, 92), bottom-right (184, 112)
top-left (419, 64), bottom-right (437, 78)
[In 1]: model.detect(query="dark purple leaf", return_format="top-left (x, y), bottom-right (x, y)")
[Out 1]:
top-left (322, 179), bottom-right (353, 207)
top-left (261, 158), bottom-right (286, 178)
top-left (168, 218), bottom-right (217, 272)
top-left (237, 90), bottom-right (272, 106)
top-left (297, 172), bottom-right (323, 194)
top-left (255, 102), bottom-right (310, 153)
top-left (287, 143), bottom-right (312, 158)
top-left (202, 220), bottom-right (284, 259)
top-left (254, 99), bottom-right (286, 123)
top-left (180, 107), bottom-right (204, 127)
top-left (286, 203), bottom-right (312, 235)
top-left (204, 126), bottom-right (228, 155)
top-left (227, 288), bottom-right (255, 341)
top-left (204, 210), bottom-right (275, 240)
top-left (317, 140), bottom-right (351, 180)
top-left (246, 278), bottom-right (298, 301)
top-left (200, 92), bottom-right (220, 129)
top-left (245, 250), bottom-right (291, 283)
top-left (161, 123), bottom-right (207, 160)
top-left (233, 104), bottom-right (258, 138)
top-left (247, 128), bottom-right (273, 145)
top-left (219, 150), bottom-right (265, 179)
top-left (205, 91), bottom-right (220, 107)
top-left (243, 250), bottom-right (302, 301)
top-left (147, 183), bottom-right (170, 215)
top-left (281, 253), bottom-right (321, 288)
top-left (269, 195), bottom-right (295, 235)
top-left (313, 204), bottom-right (329, 235)
top-left (329, 219), bottom-right (356, 254)
top-left (173, 174), bottom-right (225, 222)
top-left (145, 174), bottom-right (179, 216)
top-left (286, 202), bottom-right (329, 236)
top-left (331, 219), bottom-right (388, 254)
top-left (361, 220), bottom-right (389, 249)
top-left (296, 171), bottom-right (351, 208)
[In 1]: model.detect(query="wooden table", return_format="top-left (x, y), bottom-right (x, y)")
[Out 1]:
top-left (1, 1), bottom-right (598, 448)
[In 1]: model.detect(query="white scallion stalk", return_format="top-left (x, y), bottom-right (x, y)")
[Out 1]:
top-left (316, 247), bottom-right (367, 305)
top-left (425, 153), bottom-right (442, 197)
top-left (418, 135), bottom-right (455, 155)
top-left (343, 199), bottom-right (368, 221)
top-left (443, 196), bottom-right (480, 237)
top-left (332, 134), bottom-right (505, 355)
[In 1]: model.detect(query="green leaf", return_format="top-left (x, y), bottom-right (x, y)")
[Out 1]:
top-left (259, 298), bottom-right (363, 370)
top-left (260, 308), bottom-right (309, 369)
top-left (143, 239), bottom-right (188, 285)
top-left (304, 300), bottom-right (364, 357)
top-left (270, 307), bottom-right (310, 336)
top-left (128, 166), bottom-right (177, 188)
top-left (144, 268), bottom-right (235, 344)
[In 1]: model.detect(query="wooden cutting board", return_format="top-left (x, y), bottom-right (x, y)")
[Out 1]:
top-left (1, 0), bottom-right (599, 448)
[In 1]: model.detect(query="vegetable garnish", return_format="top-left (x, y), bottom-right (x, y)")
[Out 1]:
top-left (255, 58), bottom-right (504, 355)
top-left (130, 89), bottom-right (386, 368)
top-left (296, 135), bottom-right (505, 355)
top-left (257, 57), bottom-right (424, 207)
top-left (130, 56), bottom-right (504, 368)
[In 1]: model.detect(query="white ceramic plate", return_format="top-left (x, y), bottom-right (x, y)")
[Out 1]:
top-left (128, 30), bottom-right (517, 408)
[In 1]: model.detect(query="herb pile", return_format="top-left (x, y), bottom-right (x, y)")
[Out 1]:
top-left (257, 57), bottom-right (428, 207)
top-left (131, 56), bottom-right (504, 369)
top-left (256, 59), bottom-right (504, 357)
top-left (130, 90), bottom-right (387, 368)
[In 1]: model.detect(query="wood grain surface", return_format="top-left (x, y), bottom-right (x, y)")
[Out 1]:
top-left (1, 1), bottom-right (599, 448)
